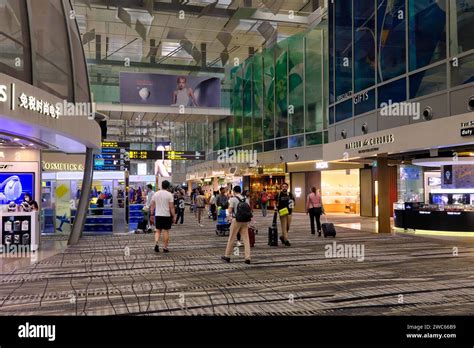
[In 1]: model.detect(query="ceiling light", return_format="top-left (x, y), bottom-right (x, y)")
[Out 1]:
top-left (29, 143), bottom-right (34, 147)
top-left (13, 138), bottom-right (20, 141)
top-left (21, 146), bottom-right (26, 149)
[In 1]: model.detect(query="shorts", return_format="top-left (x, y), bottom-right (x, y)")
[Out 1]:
top-left (155, 216), bottom-right (173, 230)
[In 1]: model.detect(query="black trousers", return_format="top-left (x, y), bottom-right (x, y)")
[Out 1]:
top-left (309, 207), bottom-right (322, 234)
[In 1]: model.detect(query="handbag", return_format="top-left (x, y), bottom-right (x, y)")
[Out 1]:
top-left (278, 207), bottom-right (289, 216)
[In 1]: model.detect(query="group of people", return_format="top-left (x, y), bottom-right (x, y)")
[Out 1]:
top-left (147, 180), bottom-right (326, 264)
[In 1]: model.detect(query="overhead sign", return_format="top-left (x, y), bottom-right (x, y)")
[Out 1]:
top-left (94, 141), bottom-right (130, 171)
top-left (460, 121), bottom-right (474, 137)
top-left (345, 134), bottom-right (395, 151)
top-left (129, 150), bottom-right (163, 160)
top-left (165, 151), bottom-right (206, 161)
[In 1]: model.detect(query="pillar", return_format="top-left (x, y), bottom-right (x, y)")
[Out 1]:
top-left (377, 155), bottom-right (391, 233)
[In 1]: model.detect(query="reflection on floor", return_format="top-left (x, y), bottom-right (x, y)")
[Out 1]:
top-left (1, 213), bottom-right (474, 315)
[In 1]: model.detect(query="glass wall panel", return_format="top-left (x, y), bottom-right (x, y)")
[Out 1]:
top-left (329, 0), bottom-right (335, 104)
top-left (264, 140), bottom-right (274, 152)
top-left (212, 121), bottom-right (219, 151)
top-left (231, 67), bottom-right (243, 146)
top-left (306, 132), bottom-right (323, 146)
top-left (335, 99), bottom-right (353, 122)
top-left (243, 61), bottom-right (253, 145)
top-left (329, 106), bottom-right (335, 125)
top-left (378, 77), bottom-right (406, 107)
top-left (289, 135), bottom-right (304, 148)
top-left (252, 54), bottom-right (263, 143)
top-left (263, 48), bottom-right (275, 140)
top-left (226, 116), bottom-right (234, 148)
top-left (451, 52), bottom-right (474, 87)
top-left (408, 0), bottom-right (447, 71)
top-left (354, 88), bottom-right (376, 115)
top-left (0, 0), bottom-right (31, 83)
top-left (335, 0), bottom-right (353, 101)
top-left (275, 137), bottom-right (288, 150)
top-left (288, 35), bottom-right (305, 135)
top-left (219, 119), bottom-right (227, 149)
top-left (305, 30), bottom-right (324, 132)
top-left (377, 0), bottom-right (406, 82)
top-left (409, 63), bottom-right (447, 98)
top-left (450, 0), bottom-right (474, 56)
top-left (354, 0), bottom-right (376, 92)
top-left (30, 0), bottom-right (73, 101)
top-left (275, 41), bottom-right (288, 138)
top-left (253, 142), bottom-right (263, 153)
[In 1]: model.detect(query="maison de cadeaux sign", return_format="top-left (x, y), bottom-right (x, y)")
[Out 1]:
top-left (345, 134), bottom-right (395, 150)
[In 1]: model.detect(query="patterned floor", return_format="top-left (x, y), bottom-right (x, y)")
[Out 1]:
top-left (1, 212), bottom-right (474, 316)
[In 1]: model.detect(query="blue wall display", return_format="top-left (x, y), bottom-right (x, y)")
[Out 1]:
top-left (0, 173), bottom-right (35, 205)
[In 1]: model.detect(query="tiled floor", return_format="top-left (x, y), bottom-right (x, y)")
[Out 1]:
top-left (1, 212), bottom-right (474, 315)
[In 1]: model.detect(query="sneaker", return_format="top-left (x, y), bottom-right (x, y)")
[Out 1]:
top-left (221, 256), bottom-right (231, 263)
top-left (284, 240), bottom-right (291, 247)
top-left (163, 248), bottom-right (169, 253)
top-left (236, 241), bottom-right (242, 247)
top-left (199, 224), bottom-right (204, 227)
top-left (244, 259), bottom-right (251, 265)
top-left (154, 245), bottom-right (159, 253)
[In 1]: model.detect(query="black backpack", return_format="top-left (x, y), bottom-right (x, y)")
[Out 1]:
top-left (235, 197), bottom-right (253, 222)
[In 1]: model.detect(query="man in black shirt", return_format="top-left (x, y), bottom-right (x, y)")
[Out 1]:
top-left (275, 183), bottom-right (295, 247)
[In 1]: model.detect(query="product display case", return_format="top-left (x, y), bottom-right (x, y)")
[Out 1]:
top-left (129, 204), bottom-right (145, 231)
top-left (0, 211), bottom-right (40, 251)
top-left (71, 207), bottom-right (114, 233)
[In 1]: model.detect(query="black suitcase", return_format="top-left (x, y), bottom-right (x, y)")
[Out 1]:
top-left (321, 215), bottom-right (336, 238)
top-left (268, 212), bottom-right (279, 246)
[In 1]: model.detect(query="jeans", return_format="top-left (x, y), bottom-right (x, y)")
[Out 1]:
top-left (176, 208), bottom-right (184, 224)
top-left (261, 202), bottom-right (268, 217)
top-left (280, 214), bottom-right (292, 241)
top-left (309, 207), bottom-right (322, 234)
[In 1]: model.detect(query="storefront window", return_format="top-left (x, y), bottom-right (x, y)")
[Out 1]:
top-left (398, 165), bottom-right (423, 202)
top-left (378, 77), bottom-right (406, 107)
top-left (409, 63), bottom-right (447, 99)
top-left (0, 0), bottom-right (31, 83)
top-left (30, 0), bottom-right (74, 101)
top-left (451, 52), bottom-right (474, 87)
top-left (288, 35), bottom-right (304, 135)
top-left (335, 0), bottom-right (353, 101)
top-left (263, 48), bottom-right (275, 140)
top-left (450, 0), bottom-right (474, 56)
top-left (408, 0), bottom-right (447, 71)
top-left (305, 29), bottom-right (324, 133)
top-left (354, 0), bottom-right (376, 92)
top-left (275, 41), bottom-right (288, 138)
top-left (377, 0), bottom-right (406, 82)
top-left (335, 99), bottom-right (353, 123)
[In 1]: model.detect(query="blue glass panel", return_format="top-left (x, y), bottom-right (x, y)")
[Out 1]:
top-left (451, 53), bottom-right (474, 87)
top-left (335, 0), bottom-right (353, 101)
top-left (377, 0), bottom-right (406, 82)
top-left (335, 99), bottom-right (353, 123)
top-left (378, 78), bottom-right (407, 107)
top-left (329, 0), bottom-right (335, 104)
top-left (329, 106), bottom-right (335, 125)
top-left (354, 0), bottom-right (376, 92)
top-left (450, 0), bottom-right (474, 55)
top-left (408, 0), bottom-right (447, 71)
top-left (354, 89), bottom-right (376, 115)
top-left (410, 64), bottom-right (446, 98)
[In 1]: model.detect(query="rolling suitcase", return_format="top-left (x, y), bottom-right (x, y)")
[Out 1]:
top-left (268, 212), bottom-right (279, 246)
top-left (321, 215), bottom-right (336, 238)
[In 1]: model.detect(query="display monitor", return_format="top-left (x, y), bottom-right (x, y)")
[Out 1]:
top-left (0, 173), bottom-right (35, 205)
top-left (428, 176), bottom-right (441, 186)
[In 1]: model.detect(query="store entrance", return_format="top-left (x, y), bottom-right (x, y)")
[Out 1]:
top-left (321, 170), bottom-right (360, 214)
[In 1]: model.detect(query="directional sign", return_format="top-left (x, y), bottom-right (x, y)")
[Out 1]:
top-left (164, 151), bottom-right (206, 161)
top-left (129, 150), bottom-right (163, 160)
top-left (94, 141), bottom-right (130, 171)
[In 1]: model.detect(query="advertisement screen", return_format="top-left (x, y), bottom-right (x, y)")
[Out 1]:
top-left (120, 72), bottom-right (221, 107)
top-left (0, 173), bottom-right (35, 205)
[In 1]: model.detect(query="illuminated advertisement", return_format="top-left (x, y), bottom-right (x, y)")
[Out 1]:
top-left (0, 173), bottom-right (35, 205)
top-left (120, 72), bottom-right (221, 107)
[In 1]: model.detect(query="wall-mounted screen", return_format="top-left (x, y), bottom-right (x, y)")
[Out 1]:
top-left (428, 176), bottom-right (441, 186)
top-left (0, 173), bottom-right (35, 205)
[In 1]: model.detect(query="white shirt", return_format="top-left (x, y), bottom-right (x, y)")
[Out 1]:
top-left (152, 190), bottom-right (174, 217)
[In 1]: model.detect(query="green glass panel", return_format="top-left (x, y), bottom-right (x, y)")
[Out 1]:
top-left (243, 61), bottom-right (252, 145)
top-left (263, 48), bottom-right (275, 140)
top-left (288, 34), bottom-right (305, 135)
top-left (252, 53), bottom-right (263, 143)
top-left (305, 29), bottom-right (324, 133)
top-left (275, 41), bottom-right (288, 138)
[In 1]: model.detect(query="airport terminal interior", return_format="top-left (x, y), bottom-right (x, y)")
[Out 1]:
top-left (2, 0), bottom-right (474, 316)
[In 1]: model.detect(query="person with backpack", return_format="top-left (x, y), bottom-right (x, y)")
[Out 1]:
top-left (221, 186), bottom-right (253, 264)
top-left (275, 182), bottom-right (295, 247)
top-left (260, 188), bottom-right (269, 217)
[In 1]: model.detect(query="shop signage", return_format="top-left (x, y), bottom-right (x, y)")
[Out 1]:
top-left (345, 134), bottom-right (395, 150)
top-left (460, 121), bottom-right (474, 137)
top-left (212, 170), bottom-right (225, 177)
top-left (316, 161), bottom-right (329, 169)
top-left (263, 164), bottom-right (286, 174)
top-left (42, 161), bottom-right (84, 171)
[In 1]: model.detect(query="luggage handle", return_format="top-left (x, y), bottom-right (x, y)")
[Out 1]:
top-left (272, 211), bottom-right (278, 226)
top-left (322, 213), bottom-right (329, 224)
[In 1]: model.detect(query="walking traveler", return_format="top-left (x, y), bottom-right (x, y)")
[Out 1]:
top-left (306, 187), bottom-right (324, 236)
top-left (275, 183), bottom-right (295, 247)
top-left (150, 180), bottom-right (176, 253)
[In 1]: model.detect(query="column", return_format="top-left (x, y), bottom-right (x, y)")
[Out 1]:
top-left (377, 155), bottom-right (391, 233)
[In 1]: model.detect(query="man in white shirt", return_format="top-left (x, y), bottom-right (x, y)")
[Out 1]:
top-left (150, 180), bottom-right (176, 253)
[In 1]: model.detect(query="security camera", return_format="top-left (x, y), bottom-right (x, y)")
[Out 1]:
top-left (361, 123), bottom-right (368, 134)
top-left (340, 130), bottom-right (347, 139)
top-left (468, 96), bottom-right (474, 111)
top-left (422, 106), bottom-right (433, 121)
top-left (279, 155), bottom-right (284, 161)
top-left (256, 160), bottom-right (260, 164)
top-left (294, 154), bottom-right (299, 160)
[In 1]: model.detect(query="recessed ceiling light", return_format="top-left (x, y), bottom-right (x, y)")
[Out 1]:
top-left (21, 146), bottom-right (26, 149)
top-left (29, 143), bottom-right (34, 147)
top-left (13, 138), bottom-right (20, 141)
